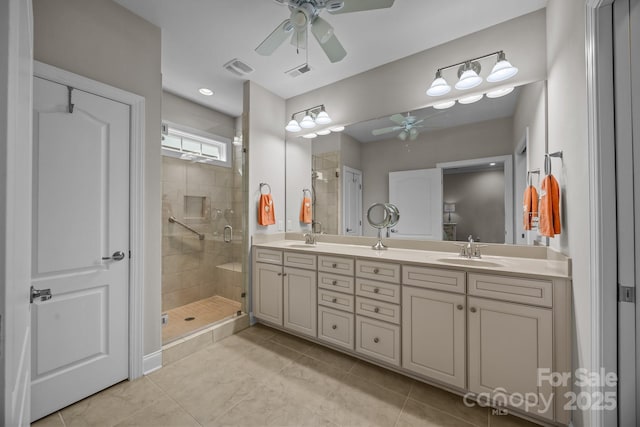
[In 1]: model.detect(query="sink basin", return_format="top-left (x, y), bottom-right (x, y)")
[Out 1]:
top-left (285, 243), bottom-right (318, 249)
top-left (436, 258), bottom-right (504, 268)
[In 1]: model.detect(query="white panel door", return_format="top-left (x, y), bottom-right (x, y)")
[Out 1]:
top-left (1, 0), bottom-right (33, 425)
top-left (343, 166), bottom-right (362, 235)
top-left (389, 168), bottom-right (442, 240)
top-left (31, 77), bottom-right (130, 421)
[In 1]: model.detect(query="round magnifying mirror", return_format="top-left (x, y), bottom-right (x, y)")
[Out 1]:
top-left (384, 203), bottom-right (400, 228)
top-left (367, 203), bottom-right (392, 229)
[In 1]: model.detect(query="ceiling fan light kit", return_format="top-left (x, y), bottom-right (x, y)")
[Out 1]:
top-left (257, 0), bottom-right (395, 63)
top-left (427, 50), bottom-right (518, 96)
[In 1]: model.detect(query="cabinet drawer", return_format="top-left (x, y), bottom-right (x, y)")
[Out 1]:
top-left (403, 265), bottom-right (465, 294)
top-left (318, 272), bottom-right (355, 294)
top-left (355, 297), bottom-right (400, 325)
top-left (355, 316), bottom-right (401, 366)
top-left (319, 288), bottom-right (354, 312)
top-left (284, 251), bottom-right (317, 270)
top-left (254, 248), bottom-right (282, 265)
top-left (355, 278), bottom-right (400, 304)
top-left (468, 273), bottom-right (553, 307)
top-left (318, 306), bottom-right (354, 351)
top-left (318, 255), bottom-right (354, 276)
top-left (356, 260), bottom-right (400, 283)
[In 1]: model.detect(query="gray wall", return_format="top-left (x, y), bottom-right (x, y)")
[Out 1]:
top-left (361, 117), bottom-right (513, 236)
top-left (163, 91), bottom-right (236, 139)
top-left (33, 0), bottom-right (163, 356)
top-left (341, 133), bottom-right (362, 171)
top-left (443, 170), bottom-right (506, 243)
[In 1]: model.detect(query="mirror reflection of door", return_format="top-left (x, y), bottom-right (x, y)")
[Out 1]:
top-left (343, 166), bottom-right (362, 235)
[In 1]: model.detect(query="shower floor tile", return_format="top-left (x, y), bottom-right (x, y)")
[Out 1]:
top-left (162, 295), bottom-right (241, 344)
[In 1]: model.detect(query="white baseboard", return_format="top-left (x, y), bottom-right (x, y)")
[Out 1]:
top-left (142, 350), bottom-right (162, 375)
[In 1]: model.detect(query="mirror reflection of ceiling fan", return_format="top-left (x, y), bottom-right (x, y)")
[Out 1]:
top-left (255, 0), bottom-right (395, 63)
top-left (372, 112), bottom-right (441, 141)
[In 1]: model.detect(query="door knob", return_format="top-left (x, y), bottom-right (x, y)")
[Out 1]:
top-left (30, 286), bottom-right (52, 303)
top-left (102, 251), bottom-right (126, 261)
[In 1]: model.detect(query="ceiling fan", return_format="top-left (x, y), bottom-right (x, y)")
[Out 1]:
top-left (256, 0), bottom-right (395, 63)
top-left (372, 112), bottom-right (439, 141)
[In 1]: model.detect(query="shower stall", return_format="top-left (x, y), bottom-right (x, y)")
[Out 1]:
top-left (161, 134), bottom-right (246, 344)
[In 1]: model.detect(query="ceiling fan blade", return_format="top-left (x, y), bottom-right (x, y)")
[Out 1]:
top-left (315, 32), bottom-right (346, 63)
top-left (255, 19), bottom-right (293, 56)
top-left (389, 114), bottom-right (406, 125)
top-left (372, 126), bottom-right (401, 136)
top-left (329, 0), bottom-right (395, 14)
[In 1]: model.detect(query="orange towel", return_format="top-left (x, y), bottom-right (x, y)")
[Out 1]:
top-left (539, 175), bottom-right (561, 237)
top-left (299, 196), bottom-right (312, 224)
top-left (523, 185), bottom-right (539, 231)
top-left (258, 194), bottom-right (275, 226)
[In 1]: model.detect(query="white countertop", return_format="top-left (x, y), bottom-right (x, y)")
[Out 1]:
top-left (254, 240), bottom-right (571, 279)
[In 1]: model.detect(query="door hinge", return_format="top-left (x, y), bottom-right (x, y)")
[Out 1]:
top-left (129, 250), bottom-right (132, 259)
top-left (618, 285), bottom-right (635, 303)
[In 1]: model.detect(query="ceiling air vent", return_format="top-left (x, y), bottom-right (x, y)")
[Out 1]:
top-left (285, 63), bottom-right (311, 78)
top-left (223, 58), bottom-right (255, 77)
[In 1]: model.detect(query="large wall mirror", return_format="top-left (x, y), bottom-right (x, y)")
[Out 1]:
top-left (285, 80), bottom-right (546, 245)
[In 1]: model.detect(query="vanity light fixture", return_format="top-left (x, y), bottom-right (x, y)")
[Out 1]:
top-left (316, 129), bottom-right (332, 136)
top-left (198, 88), bottom-right (214, 96)
top-left (302, 133), bottom-right (318, 139)
top-left (329, 125), bottom-right (345, 132)
top-left (458, 93), bottom-right (484, 104)
top-left (426, 50), bottom-right (519, 97)
top-left (433, 100), bottom-right (456, 110)
top-left (285, 104), bottom-right (332, 132)
top-left (486, 87), bottom-right (514, 98)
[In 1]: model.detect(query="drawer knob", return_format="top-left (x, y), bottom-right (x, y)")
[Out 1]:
top-left (332, 280), bottom-right (338, 286)
top-left (277, 272), bottom-right (282, 276)
top-left (282, 273), bottom-right (287, 277)
top-left (373, 288), bottom-right (380, 294)
top-left (470, 307), bottom-right (477, 313)
top-left (332, 298), bottom-right (338, 303)
top-left (457, 304), bottom-right (464, 310)
top-left (373, 337), bottom-right (379, 343)
top-left (374, 307), bottom-right (380, 313)
top-left (332, 324), bottom-right (337, 330)
top-left (332, 263), bottom-right (338, 268)
top-left (373, 268), bottom-right (380, 274)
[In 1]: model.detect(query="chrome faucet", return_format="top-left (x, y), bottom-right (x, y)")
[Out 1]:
top-left (454, 235), bottom-right (488, 258)
top-left (304, 233), bottom-right (317, 245)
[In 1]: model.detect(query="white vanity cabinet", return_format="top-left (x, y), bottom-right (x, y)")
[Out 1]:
top-left (252, 249), bottom-right (284, 325)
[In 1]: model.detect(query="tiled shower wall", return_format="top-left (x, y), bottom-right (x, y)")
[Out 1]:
top-left (312, 151), bottom-right (340, 235)
top-left (161, 146), bottom-right (243, 311)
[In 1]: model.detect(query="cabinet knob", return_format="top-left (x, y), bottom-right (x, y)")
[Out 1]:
top-left (457, 304), bottom-right (464, 311)
top-left (332, 263), bottom-right (338, 268)
top-left (332, 324), bottom-right (337, 330)
top-left (332, 298), bottom-right (337, 303)
top-left (373, 268), bottom-right (380, 274)
top-left (277, 272), bottom-right (282, 276)
top-left (470, 307), bottom-right (477, 313)
top-left (282, 273), bottom-right (287, 277)
top-left (374, 307), bottom-right (380, 313)
top-left (373, 337), bottom-right (379, 343)
top-left (373, 288), bottom-right (380, 294)
top-left (332, 280), bottom-right (338, 286)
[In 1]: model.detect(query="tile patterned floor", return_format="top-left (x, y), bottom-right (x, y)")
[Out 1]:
top-left (33, 324), bottom-right (542, 427)
top-left (162, 296), bottom-right (241, 344)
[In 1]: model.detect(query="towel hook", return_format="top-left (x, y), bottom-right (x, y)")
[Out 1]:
top-left (302, 188), bottom-right (312, 197)
top-left (544, 151), bottom-right (563, 175)
top-left (527, 169), bottom-right (540, 186)
top-left (259, 182), bottom-right (272, 195)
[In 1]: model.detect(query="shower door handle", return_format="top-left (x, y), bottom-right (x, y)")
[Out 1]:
top-left (224, 225), bottom-right (233, 243)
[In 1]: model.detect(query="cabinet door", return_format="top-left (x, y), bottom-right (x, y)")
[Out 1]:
top-left (283, 267), bottom-right (317, 337)
top-left (402, 287), bottom-right (466, 388)
top-left (253, 262), bottom-right (283, 325)
top-left (468, 297), bottom-right (553, 420)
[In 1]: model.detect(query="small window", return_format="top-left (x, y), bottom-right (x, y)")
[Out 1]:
top-left (161, 124), bottom-right (231, 168)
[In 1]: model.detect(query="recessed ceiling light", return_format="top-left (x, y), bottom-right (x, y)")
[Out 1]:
top-left (433, 100), bottom-right (456, 110)
top-left (198, 88), bottom-right (214, 96)
top-left (458, 94), bottom-right (484, 105)
top-left (329, 126), bottom-right (345, 132)
top-left (316, 129), bottom-right (331, 136)
top-left (302, 133), bottom-right (318, 139)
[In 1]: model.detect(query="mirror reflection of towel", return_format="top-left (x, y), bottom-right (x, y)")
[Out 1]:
top-left (299, 196), bottom-right (312, 224)
top-left (258, 194), bottom-right (275, 226)
top-left (523, 185), bottom-right (538, 231)
top-left (539, 175), bottom-right (561, 237)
